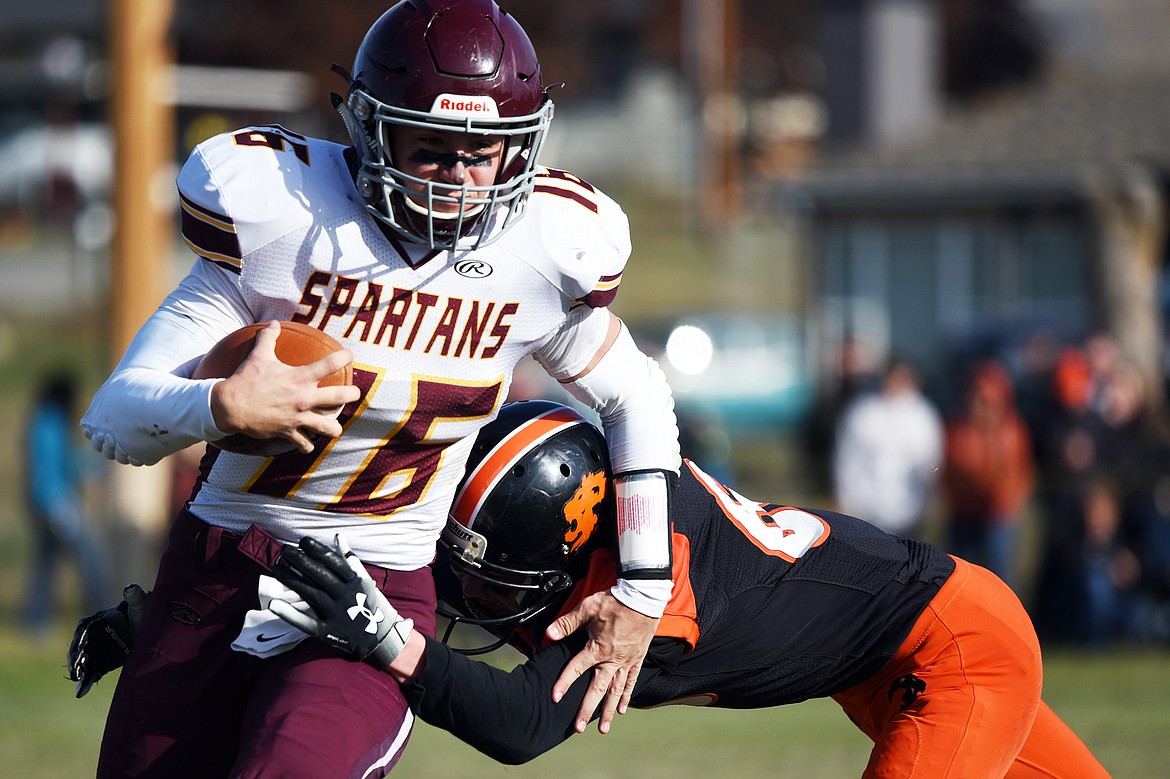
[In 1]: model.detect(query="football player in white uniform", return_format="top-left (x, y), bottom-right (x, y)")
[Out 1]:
top-left (79, 2), bottom-right (679, 776)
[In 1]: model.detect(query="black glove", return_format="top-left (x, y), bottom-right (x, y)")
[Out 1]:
top-left (271, 535), bottom-right (413, 669)
top-left (67, 584), bottom-right (150, 698)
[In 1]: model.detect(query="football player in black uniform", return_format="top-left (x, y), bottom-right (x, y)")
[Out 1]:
top-left (72, 401), bottom-right (1110, 777)
top-left (269, 400), bottom-right (1109, 777)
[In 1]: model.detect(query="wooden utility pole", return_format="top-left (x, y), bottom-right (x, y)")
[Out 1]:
top-left (686, 0), bottom-right (742, 231)
top-left (110, 0), bottom-right (175, 355)
top-left (107, 0), bottom-right (177, 583)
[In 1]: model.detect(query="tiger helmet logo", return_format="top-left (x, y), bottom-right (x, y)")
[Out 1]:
top-left (563, 469), bottom-right (606, 552)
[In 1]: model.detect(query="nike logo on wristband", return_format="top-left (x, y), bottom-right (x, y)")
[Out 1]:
top-left (255, 633), bottom-right (283, 643)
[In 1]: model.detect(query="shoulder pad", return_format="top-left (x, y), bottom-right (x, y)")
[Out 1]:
top-left (177, 126), bottom-right (355, 271)
top-left (509, 167), bottom-right (631, 306)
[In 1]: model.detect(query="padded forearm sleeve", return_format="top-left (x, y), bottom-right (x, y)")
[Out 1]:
top-left (614, 470), bottom-right (673, 580)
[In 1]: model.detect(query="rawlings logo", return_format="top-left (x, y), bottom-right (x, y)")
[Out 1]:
top-left (168, 601), bottom-right (203, 625)
top-left (455, 260), bottom-right (493, 278)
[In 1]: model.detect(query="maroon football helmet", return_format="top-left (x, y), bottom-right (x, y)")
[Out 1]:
top-left (341, 0), bottom-right (554, 250)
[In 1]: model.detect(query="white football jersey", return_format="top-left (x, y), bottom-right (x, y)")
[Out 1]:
top-left (93, 125), bottom-right (634, 569)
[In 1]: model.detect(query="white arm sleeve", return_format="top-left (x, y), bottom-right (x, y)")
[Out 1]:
top-left (533, 307), bottom-right (681, 475)
top-left (80, 260), bottom-right (253, 466)
top-left (534, 307), bottom-right (681, 617)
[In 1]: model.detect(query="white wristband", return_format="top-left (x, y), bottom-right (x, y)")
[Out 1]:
top-left (610, 578), bottom-right (673, 619)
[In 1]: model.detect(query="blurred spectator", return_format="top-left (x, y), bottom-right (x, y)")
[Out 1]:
top-left (1013, 329), bottom-right (1062, 452)
top-left (1021, 333), bottom-right (1170, 647)
top-left (1030, 346), bottom-right (1135, 645)
top-left (1094, 359), bottom-right (1170, 643)
top-left (21, 371), bottom-right (111, 635)
top-left (941, 359), bottom-right (1035, 589)
top-left (1033, 473), bottom-right (1142, 646)
top-left (802, 335), bottom-right (880, 496)
top-left (1031, 347), bottom-right (1112, 524)
top-left (1098, 359), bottom-right (1158, 518)
top-left (1140, 473), bottom-right (1170, 642)
top-left (1083, 331), bottom-right (1122, 419)
top-left (832, 356), bottom-right (944, 537)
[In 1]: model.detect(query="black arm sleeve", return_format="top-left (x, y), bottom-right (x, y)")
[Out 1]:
top-left (401, 634), bottom-right (590, 765)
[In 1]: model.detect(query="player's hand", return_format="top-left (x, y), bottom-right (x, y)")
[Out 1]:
top-left (67, 584), bottom-right (150, 698)
top-left (545, 590), bottom-right (658, 734)
top-left (210, 321), bottom-right (360, 454)
top-left (271, 535), bottom-right (414, 669)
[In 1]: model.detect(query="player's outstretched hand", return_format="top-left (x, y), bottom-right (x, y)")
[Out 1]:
top-left (67, 584), bottom-right (150, 698)
top-left (210, 321), bottom-right (360, 454)
top-left (271, 535), bottom-right (413, 669)
top-left (545, 590), bottom-right (658, 734)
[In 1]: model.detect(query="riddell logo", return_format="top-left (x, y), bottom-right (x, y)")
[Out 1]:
top-left (442, 97), bottom-right (489, 113)
top-left (432, 93), bottom-right (500, 119)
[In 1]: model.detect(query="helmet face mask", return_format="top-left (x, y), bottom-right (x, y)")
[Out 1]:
top-left (343, 0), bottom-right (554, 251)
top-left (437, 401), bottom-right (613, 653)
top-left (440, 520), bottom-right (573, 624)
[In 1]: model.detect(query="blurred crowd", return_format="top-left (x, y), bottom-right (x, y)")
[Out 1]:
top-left (21, 330), bottom-right (1170, 652)
top-left (808, 331), bottom-right (1170, 650)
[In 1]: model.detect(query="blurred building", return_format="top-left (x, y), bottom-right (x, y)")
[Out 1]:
top-left (0, 1), bottom-right (320, 313)
top-left (777, 0), bottom-right (1170, 411)
top-left (4, 0), bottom-right (1170, 425)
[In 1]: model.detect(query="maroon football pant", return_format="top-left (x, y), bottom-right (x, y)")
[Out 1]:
top-left (96, 510), bottom-right (437, 779)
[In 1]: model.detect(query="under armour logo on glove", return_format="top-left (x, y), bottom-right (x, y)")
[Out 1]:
top-left (348, 593), bottom-right (384, 634)
top-left (271, 535), bottom-right (414, 669)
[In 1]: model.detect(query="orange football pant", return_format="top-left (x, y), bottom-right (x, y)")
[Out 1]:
top-left (832, 556), bottom-right (1111, 778)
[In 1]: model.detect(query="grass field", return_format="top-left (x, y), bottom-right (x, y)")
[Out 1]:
top-left (0, 313), bottom-right (1167, 778)
top-left (0, 617), bottom-right (1165, 777)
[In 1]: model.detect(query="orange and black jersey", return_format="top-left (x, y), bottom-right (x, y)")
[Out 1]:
top-left (403, 460), bottom-right (955, 764)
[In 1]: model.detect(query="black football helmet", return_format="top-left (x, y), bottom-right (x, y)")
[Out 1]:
top-left (338, 0), bottom-right (554, 251)
top-left (436, 400), bottom-right (613, 653)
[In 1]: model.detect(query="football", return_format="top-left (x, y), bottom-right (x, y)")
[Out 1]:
top-left (192, 321), bottom-right (354, 456)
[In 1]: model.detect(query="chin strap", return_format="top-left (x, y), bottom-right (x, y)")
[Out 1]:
top-left (330, 64), bottom-right (377, 202)
top-left (332, 92), bottom-right (376, 199)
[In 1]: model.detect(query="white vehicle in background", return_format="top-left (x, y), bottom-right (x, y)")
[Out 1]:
top-left (635, 312), bottom-right (812, 433)
top-left (0, 122), bottom-right (111, 214)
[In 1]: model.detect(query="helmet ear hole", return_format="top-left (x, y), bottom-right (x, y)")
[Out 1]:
top-left (560, 463), bottom-right (571, 477)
